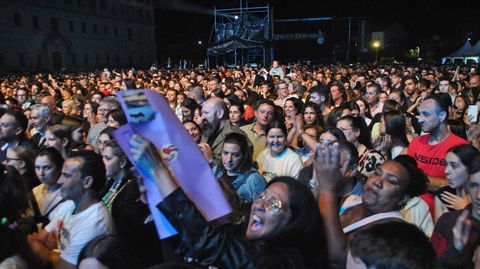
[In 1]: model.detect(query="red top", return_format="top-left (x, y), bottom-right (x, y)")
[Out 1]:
top-left (408, 133), bottom-right (468, 178)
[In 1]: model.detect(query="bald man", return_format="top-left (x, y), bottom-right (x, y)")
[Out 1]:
top-left (469, 74), bottom-right (479, 89)
top-left (200, 97), bottom-right (251, 161)
top-left (40, 95), bottom-right (64, 125)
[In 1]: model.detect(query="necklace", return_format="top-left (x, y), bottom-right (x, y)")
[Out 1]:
top-left (102, 178), bottom-right (132, 212)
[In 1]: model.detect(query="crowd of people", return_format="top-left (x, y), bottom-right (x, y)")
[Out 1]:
top-left (1, 60), bottom-right (480, 268)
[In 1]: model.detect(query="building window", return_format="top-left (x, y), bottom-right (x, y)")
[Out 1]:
top-left (114, 26), bottom-right (118, 37)
top-left (18, 53), bottom-right (26, 67)
top-left (71, 53), bottom-right (76, 66)
top-left (51, 17), bottom-right (59, 33)
top-left (103, 25), bottom-right (108, 35)
top-left (129, 54), bottom-right (133, 66)
top-left (32, 16), bottom-right (40, 29)
top-left (93, 24), bottom-right (98, 34)
top-left (14, 13), bottom-right (22, 27)
top-left (89, 0), bottom-right (96, 10)
top-left (69, 21), bottom-right (74, 32)
top-left (146, 11), bottom-right (152, 23)
top-left (82, 22), bottom-right (86, 33)
top-left (100, 0), bottom-right (107, 11)
top-left (128, 28), bottom-right (133, 41)
top-left (37, 54), bottom-right (42, 67)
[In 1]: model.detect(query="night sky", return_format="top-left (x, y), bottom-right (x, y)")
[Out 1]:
top-left (154, 0), bottom-right (480, 64)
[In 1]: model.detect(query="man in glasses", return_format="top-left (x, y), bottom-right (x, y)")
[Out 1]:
top-left (273, 80), bottom-right (289, 108)
top-left (86, 96), bottom-right (119, 152)
top-left (16, 86), bottom-right (34, 110)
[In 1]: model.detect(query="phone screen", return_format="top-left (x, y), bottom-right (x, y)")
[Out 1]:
top-left (437, 186), bottom-right (456, 205)
top-left (468, 105), bottom-right (478, 123)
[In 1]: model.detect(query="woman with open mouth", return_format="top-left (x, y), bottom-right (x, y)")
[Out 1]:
top-left (129, 134), bottom-right (327, 268)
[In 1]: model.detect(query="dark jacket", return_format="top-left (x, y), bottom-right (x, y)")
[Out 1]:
top-left (201, 120), bottom-right (252, 161)
top-left (105, 177), bottom-right (164, 267)
top-left (158, 189), bottom-right (324, 268)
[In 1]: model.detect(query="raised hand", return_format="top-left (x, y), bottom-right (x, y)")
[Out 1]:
top-left (313, 142), bottom-right (349, 193)
top-left (373, 134), bottom-right (392, 154)
top-left (440, 190), bottom-right (471, 210)
top-left (129, 134), bottom-right (163, 177)
top-left (129, 134), bottom-right (178, 197)
top-left (198, 143), bottom-right (214, 164)
top-left (453, 210), bottom-right (472, 252)
top-left (293, 114), bottom-right (304, 131)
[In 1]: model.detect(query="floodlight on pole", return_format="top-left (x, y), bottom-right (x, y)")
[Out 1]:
top-left (372, 40), bottom-right (381, 62)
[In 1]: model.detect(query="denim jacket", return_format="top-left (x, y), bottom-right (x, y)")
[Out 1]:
top-left (212, 164), bottom-right (267, 203)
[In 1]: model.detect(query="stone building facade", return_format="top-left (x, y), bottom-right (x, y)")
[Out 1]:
top-left (0, 0), bottom-right (156, 72)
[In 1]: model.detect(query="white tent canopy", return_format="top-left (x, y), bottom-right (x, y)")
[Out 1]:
top-left (442, 39), bottom-right (472, 64)
top-left (463, 39), bottom-right (480, 63)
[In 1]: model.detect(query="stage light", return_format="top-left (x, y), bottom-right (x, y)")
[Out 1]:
top-left (234, 15), bottom-right (239, 20)
top-left (372, 40), bottom-right (381, 62)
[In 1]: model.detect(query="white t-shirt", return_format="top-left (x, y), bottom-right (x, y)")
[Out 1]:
top-left (257, 148), bottom-right (303, 182)
top-left (45, 202), bottom-right (115, 265)
top-left (0, 255), bottom-right (28, 269)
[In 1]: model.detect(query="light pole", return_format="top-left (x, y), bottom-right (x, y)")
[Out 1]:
top-left (372, 40), bottom-right (381, 63)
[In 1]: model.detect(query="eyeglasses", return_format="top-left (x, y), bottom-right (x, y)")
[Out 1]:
top-left (338, 127), bottom-right (355, 132)
top-left (5, 157), bottom-right (22, 162)
top-left (254, 191), bottom-right (284, 215)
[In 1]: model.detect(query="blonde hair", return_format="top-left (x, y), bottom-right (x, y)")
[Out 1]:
top-left (62, 99), bottom-right (80, 115)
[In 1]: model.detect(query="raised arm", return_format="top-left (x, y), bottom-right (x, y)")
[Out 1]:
top-left (314, 143), bottom-right (350, 268)
top-left (129, 134), bottom-right (253, 268)
top-left (129, 134), bottom-right (179, 197)
top-left (294, 114), bottom-right (318, 152)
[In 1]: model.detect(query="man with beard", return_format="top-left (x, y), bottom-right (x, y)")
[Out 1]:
top-left (200, 97), bottom-right (250, 161)
top-left (0, 111), bottom-right (34, 162)
top-left (403, 76), bottom-right (420, 110)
